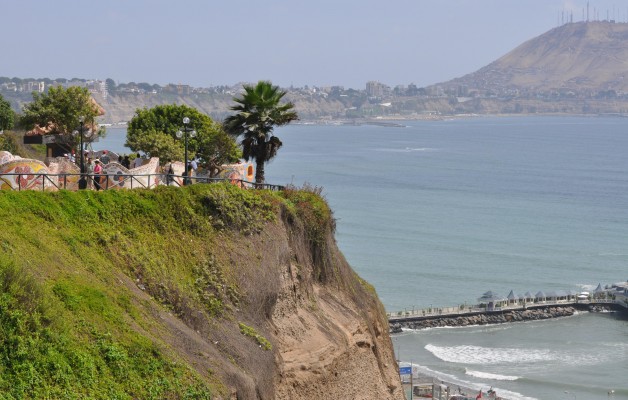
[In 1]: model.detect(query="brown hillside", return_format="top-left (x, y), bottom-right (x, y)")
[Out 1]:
top-left (449, 21), bottom-right (628, 92)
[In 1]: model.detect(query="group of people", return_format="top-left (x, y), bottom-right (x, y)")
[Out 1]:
top-left (163, 156), bottom-right (200, 186)
top-left (80, 151), bottom-right (145, 190)
top-left (71, 149), bottom-right (201, 189)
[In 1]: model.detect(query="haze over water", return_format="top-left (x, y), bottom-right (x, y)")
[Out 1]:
top-left (103, 116), bottom-right (628, 398)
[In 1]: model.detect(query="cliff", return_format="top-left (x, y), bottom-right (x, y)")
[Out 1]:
top-left (89, 91), bottom-right (348, 125)
top-left (0, 184), bottom-right (403, 399)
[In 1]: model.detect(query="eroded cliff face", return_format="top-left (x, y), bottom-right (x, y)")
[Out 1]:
top-left (269, 209), bottom-right (403, 400)
top-left (211, 199), bottom-right (404, 399)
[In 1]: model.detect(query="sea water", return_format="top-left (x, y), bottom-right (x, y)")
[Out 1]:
top-left (264, 116), bottom-right (628, 400)
top-left (101, 116), bottom-right (628, 399)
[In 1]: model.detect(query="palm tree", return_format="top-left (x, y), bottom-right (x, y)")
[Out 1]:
top-left (224, 81), bottom-right (298, 184)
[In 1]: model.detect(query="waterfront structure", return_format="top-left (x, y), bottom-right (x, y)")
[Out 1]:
top-left (389, 281), bottom-right (628, 325)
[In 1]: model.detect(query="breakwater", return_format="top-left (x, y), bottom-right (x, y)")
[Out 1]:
top-left (389, 300), bottom-right (626, 333)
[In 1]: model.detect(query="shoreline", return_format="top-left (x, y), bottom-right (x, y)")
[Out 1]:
top-left (392, 306), bottom-right (625, 400)
top-left (292, 112), bottom-right (627, 127)
top-left (398, 363), bottom-right (511, 400)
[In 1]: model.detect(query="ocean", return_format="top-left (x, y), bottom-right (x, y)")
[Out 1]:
top-left (100, 116), bottom-right (628, 399)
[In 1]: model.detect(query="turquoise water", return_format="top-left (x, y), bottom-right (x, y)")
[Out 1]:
top-left (265, 117), bottom-right (628, 313)
top-left (102, 116), bottom-right (628, 399)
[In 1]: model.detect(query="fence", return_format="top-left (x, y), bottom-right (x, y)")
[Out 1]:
top-left (0, 172), bottom-right (285, 192)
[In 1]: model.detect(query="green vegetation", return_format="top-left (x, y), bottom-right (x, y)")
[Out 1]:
top-left (0, 261), bottom-right (211, 399)
top-left (0, 93), bottom-right (14, 131)
top-left (19, 86), bottom-right (104, 154)
top-left (0, 182), bottom-right (344, 398)
top-left (238, 322), bottom-right (271, 351)
top-left (126, 104), bottom-right (240, 172)
top-left (223, 81), bottom-right (298, 184)
top-left (280, 184), bottom-right (333, 245)
top-left (0, 130), bottom-right (19, 154)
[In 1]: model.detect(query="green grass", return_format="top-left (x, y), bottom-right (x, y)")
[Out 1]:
top-left (238, 322), bottom-right (272, 351)
top-left (0, 261), bottom-right (211, 399)
top-left (0, 182), bottom-right (350, 398)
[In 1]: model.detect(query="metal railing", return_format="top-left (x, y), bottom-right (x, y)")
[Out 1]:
top-left (0, 172), bottom-right (285, 192)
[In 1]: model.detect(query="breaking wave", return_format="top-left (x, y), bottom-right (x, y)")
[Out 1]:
top-left (465, 369), bottom-right (519, 381)
top-left (424, 344), bottom-right (554, 364)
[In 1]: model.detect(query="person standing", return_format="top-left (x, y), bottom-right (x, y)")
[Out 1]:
top-left (133, 153), bottom-right (143, 169)
top-left (166, 159), bottom-right (175, 186)
top-left (93, 159), bottom-right (103, 190)
top-left (100, 150), bottom-right (111, 165)
top-left (86, 157), bottom-right (94, 189)
top-left (189, 157), bottom-right (198, 184)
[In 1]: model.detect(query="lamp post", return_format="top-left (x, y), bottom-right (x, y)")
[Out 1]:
top-left (72, 116), bottom-right (92, 190)
top-left (176, 117), bottom-right (196, 185)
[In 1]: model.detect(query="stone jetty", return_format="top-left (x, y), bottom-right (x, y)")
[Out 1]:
top-left (389, 303), bottom-right (622, 333)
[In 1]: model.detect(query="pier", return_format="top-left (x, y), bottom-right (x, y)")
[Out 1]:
top-left (388, 282), bottom-right (628, 330)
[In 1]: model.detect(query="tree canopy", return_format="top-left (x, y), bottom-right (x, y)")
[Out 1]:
top-left (126, 104), bottom-right (240, 174)
top-left (0, 93), bottom-right (14, 132)
top-left (223, 81), bottom-right (298, 183)
top-left (20, 86), bottom-right (101, 135)
top-left (19, 86), bottom-right (103, 152)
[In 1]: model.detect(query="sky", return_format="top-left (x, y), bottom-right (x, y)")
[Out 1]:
top-left (2, 0), bottom-right (627, 89)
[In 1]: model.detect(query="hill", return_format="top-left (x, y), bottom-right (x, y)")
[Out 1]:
top-left (0, 184), bottom-right (403, 399)
top-left (446, 21), bottom-right (628, 93)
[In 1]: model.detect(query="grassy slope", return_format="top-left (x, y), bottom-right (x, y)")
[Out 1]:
top-left (0, 183), bottom-right (340, 399)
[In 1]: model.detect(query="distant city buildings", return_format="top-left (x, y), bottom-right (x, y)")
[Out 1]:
top-left (366, 81), bottom-right (390, 98)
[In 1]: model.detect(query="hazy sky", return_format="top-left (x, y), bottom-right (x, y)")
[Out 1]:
top-left (3, 0), bottom-right (626, 89)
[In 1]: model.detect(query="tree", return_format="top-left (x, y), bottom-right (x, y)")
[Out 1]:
top-left (19, 86), bottom-right (102, 152)
top-left (126, 104), bottom-right (240, 175)
top-left (105, 78), bottom-right (116, 93)
top-left (0, 93), bottom-right (15, 131)
top-left (223, 81), bottom-right (298, 184)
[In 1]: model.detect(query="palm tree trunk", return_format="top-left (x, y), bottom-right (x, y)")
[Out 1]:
top-left (255, 157), bottom-right (265, 184)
